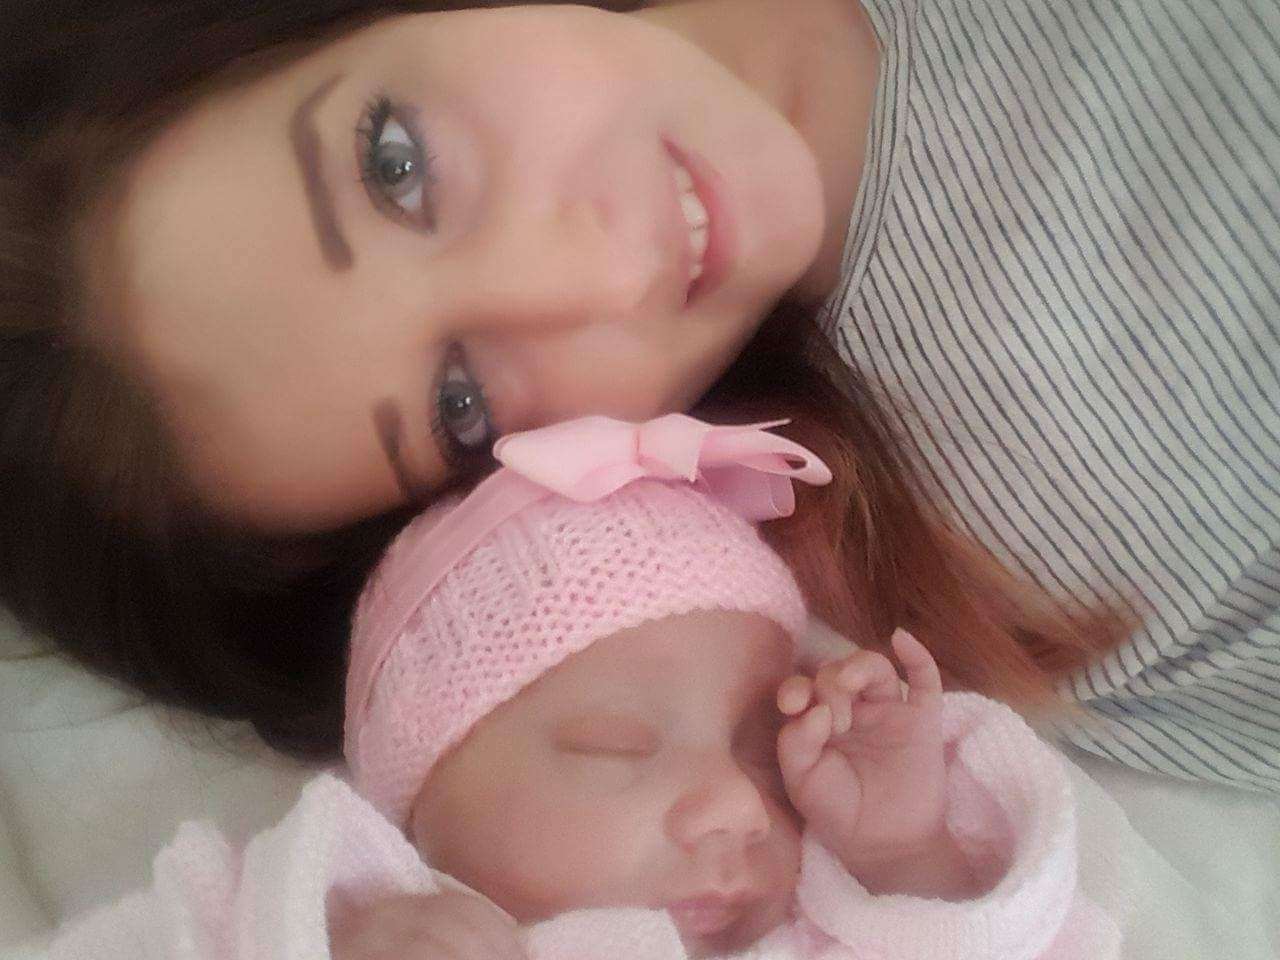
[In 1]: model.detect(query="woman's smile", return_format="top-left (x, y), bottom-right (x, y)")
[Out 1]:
top-left (665, 138), bottom-right (739, 306)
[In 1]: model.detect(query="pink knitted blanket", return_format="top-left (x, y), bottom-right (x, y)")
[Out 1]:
top-left (49, 693), bottom-right (1119, 959)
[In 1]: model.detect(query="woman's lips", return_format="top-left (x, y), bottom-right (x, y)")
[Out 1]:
top-left (663, 139), bottom-right (738, 307)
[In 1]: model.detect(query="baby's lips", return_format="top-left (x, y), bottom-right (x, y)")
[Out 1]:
top-left (665, 896), bottom-right (744, 937)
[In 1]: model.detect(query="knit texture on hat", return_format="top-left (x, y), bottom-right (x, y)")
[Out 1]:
top-left (349, 478), bottom-right (806, 827)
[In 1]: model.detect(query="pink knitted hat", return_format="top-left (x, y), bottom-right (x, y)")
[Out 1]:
top-left (344, 414), bottom-right (832, 827)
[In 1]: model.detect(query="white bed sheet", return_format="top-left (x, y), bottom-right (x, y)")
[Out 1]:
top-left (2, 610), bottom-right (1277, 959)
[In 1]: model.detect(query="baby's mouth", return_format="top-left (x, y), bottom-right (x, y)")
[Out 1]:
top-left (666, 895), bottom-right (744, 938)
top-left (665, 893), bottom-right (776, 957)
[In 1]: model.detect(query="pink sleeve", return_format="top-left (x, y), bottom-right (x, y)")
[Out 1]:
top-left (793, 692), bottom-right (1122, 960)
top-left (48, 774), bottom-right (438, 960)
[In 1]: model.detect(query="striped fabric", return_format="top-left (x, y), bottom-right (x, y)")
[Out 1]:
top-left (826, 0), bottom-right (1280, 792)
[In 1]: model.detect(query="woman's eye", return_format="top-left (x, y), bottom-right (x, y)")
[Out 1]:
top-left (358, 97), bottom-right (436, 229)
top-left (435, 350), bottom-right (494, 461)
top-left (373, 119), bottom-right (424, 207)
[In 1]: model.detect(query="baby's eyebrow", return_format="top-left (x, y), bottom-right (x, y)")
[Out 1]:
top-left (290, 73), bottom-right (354, 271)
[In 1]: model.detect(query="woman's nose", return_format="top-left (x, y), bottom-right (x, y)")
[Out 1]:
top-left (665, 755), bottom-right (772, 857)
top-left (450, 177), bottom-right (674, 329)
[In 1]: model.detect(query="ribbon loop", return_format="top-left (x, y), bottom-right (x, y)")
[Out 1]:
top-left (492, 413), bottom-right (832, 521)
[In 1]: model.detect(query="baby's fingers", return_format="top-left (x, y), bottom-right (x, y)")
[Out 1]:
top-left (890, 629), bottom-right (943, 709)
top-left (834, 650), bottom-right (904, 704)
top-left (777, 674), bottom-right (814, 716)
top-left (777, 703), bottom-right (832, 790)
top-left (814, 663), bottom-right (854, 734)
top-left (811, 651), bottom-right (903, 735)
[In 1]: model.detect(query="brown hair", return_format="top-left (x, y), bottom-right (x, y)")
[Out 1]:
top-left (704, 303), bottom-right (1125, 710)
top-left (0, 0), bottom-right (1122, 761)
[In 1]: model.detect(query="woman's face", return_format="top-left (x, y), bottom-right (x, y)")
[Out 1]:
top-left (99, 4), bottom-right (825, 531)
top-left (410, 610), bottom-right (801, 958)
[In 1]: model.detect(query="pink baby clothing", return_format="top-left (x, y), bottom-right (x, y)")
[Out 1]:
top-left (346, 414), bottom-right (830, 826)
top-left (47, 417), bottom-right (1119, 956)
top-left (47, 691), bottom-right (1120, 960)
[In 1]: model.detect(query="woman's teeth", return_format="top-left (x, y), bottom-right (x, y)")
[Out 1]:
top-left (674, 163), bottom-right (709, 281)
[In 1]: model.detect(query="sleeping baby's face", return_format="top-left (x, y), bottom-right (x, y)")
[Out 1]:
top-left (409, 609), bottom-right (801, 958)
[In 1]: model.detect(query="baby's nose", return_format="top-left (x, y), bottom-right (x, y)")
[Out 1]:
top-left (665, 757), bottom-right (772, 855)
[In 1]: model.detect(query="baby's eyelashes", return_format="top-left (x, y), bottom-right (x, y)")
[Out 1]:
top-left (553, 714), bottom-right (661, 758)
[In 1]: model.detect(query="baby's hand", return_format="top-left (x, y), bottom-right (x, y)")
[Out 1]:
top-left (328, 890), bottom-right (527, 960)
top-left (776, 630), bottom-right (966, 894)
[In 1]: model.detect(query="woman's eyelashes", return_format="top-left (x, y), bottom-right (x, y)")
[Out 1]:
top-left (356, 95), bottom-right (438, 231)
top-left (431, 346), bottom-right (496, 474)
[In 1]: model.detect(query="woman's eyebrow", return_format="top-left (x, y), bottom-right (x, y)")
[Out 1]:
top-left (290, 73), bottom-right (354, 271)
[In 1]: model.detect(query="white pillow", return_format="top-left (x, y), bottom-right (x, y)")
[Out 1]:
top-left (0, 608), bottom-right (316, 943)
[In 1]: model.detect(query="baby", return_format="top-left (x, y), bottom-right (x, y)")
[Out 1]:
top-left (49, 415), bottom-right (1118, 960)
top-left (334, 414), bottom-right (1116, 959)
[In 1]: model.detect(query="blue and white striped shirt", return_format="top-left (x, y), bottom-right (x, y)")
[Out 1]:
top-left (829, 0), bottom-right (1280, 792)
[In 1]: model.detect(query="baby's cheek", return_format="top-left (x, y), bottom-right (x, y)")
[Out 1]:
top-left (762, 802), bottom-right (804, 890)
top-left (742, 818), bottom-right (802, 945)
top-left (765, 788), bottom-right (804, 841)
top-left (486, 797), bottom-right (652, 921)
top-left (468, 817), bottom-right (584, 921)
top-left (559, 753), bottom-right (646, 793)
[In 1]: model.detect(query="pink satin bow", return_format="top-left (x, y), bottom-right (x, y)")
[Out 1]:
top-left (493, 413), bottom-right (832, 521)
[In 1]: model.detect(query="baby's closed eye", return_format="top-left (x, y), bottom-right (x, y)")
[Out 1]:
top-left (553, 714), bottom-right (661, 758)
top-left (552, 715), bottom-right (659, 789)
